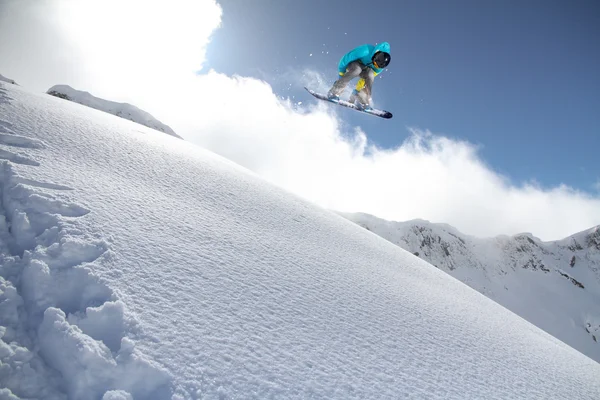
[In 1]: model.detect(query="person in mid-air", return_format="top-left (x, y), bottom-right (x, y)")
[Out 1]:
top-left (327, 42), bottom-right (391, 111)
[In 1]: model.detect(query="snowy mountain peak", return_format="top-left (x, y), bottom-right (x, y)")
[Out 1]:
top-left (513, 231), bottom-right (542, 241)
top-left (590, 226), bottom-right (600, 249)
top-left (559, 225), bottom-right (600, 251)
top-left (47, 84), bottom-right (182, 139)
top-left (340, 211), bottom-right (600, 363)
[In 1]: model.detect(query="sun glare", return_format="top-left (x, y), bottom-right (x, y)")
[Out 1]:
top-left (54, 0), bottom-right (222, 103)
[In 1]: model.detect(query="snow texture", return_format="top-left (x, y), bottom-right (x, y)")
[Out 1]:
top-left (340, 212), bottom-right (600, 363)
top-left (1, 81), bottom-right (600, 399)
top-left (46, 84), bottom-right (181, 139)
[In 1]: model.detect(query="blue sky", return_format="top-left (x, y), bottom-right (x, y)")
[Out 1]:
top-left (204, 0), bottom-right (600, 192)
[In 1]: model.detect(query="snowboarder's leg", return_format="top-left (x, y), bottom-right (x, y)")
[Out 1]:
top-left (328, 61), bottom-right (363, 98)
top-left (353, 68), bottom-right (376, 107)
top-left (348, 89), bottom-right (359, 105)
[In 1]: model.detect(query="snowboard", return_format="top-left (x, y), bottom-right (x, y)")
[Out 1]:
top-left (304, 87), bottom-right (393, 119)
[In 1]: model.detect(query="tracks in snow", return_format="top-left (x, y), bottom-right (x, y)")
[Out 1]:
top-left (0, 114), bottom-right (44, 166)
top-left (0, 84), bottom-right (171, 400)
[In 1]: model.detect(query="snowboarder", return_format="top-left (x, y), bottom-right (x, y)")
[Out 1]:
top-left (327, 42), bottom-right (391, 111)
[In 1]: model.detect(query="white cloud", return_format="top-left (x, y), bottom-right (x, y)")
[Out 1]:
top-left (1, 0), bottom-right (598, 241)
top-left (172, 71), bottom-right (600, 242)
top-left (0, 0), bottom-right (81, 92)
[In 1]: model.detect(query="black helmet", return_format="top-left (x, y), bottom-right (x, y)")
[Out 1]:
top-left (372, 51), bottom-right (391, 69)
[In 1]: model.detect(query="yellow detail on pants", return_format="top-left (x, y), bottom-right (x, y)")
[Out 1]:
top-left (355, 71), bottom-right (377, 91)
top-left (355, 78), bottom-right (366, 91)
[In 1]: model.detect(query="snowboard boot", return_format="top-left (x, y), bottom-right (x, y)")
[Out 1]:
top-left (349, 90), bottom-right (372, 111)
top-left (327, 90), bottom-right (340, 101)
top-left (357, 103), bottom-right (373, 111)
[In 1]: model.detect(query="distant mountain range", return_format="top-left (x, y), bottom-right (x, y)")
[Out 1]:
top-left (340, 212), bottom-right (600, 363)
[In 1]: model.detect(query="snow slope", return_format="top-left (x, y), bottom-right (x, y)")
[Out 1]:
top-left (47, 84), bottom-right (181, 139)
top-left (339, 212), bottom-right (600, 363)
top-left (1, 81), bottom-right (600, 399)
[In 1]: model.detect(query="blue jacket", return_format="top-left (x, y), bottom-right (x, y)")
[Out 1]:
top-left (338, 42), bottom-right (391, 76)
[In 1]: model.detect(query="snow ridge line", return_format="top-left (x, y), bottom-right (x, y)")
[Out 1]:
top-left (0, 136), bottom-right (170, 397)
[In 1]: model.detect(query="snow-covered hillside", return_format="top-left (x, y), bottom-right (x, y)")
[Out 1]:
top-left (47, 84), bottom-right (181, 139)
top-left (340, 212), bottom-right (600, 363)
top-left (1, 81), bottom-right (600, 399)
top-left (0, 74), bottom-right (17, 85)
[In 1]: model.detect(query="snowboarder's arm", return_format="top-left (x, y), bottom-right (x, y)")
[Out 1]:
top-left (338, 45), bottom-right (371, 75)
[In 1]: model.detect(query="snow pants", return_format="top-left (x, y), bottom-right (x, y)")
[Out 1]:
top-left (329, 61), bottom-right (376, 105)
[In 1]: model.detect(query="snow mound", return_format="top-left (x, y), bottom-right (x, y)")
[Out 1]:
top-left (46, 84), bottom-right (181, 139)
top-left (0, 162), bottom-right (171, 399)
top-left (0, 74), bottom-right (17, 85)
